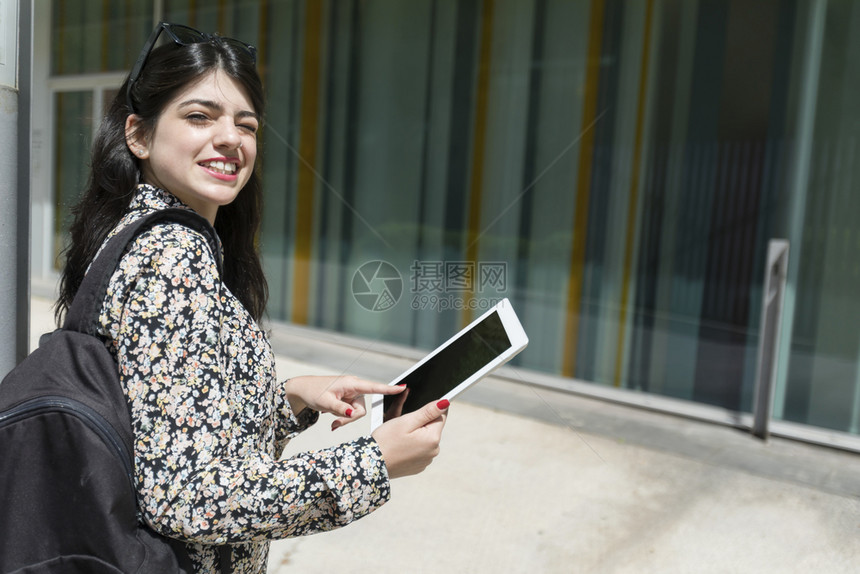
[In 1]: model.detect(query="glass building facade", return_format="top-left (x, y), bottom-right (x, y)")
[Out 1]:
top-left (34, 0), bottom-right (860, 445)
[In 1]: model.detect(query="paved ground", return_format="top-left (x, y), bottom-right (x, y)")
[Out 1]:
top-left (263, 320), bottom-right (860, 574)
top-left (29, 297), bottom-right (860, 573)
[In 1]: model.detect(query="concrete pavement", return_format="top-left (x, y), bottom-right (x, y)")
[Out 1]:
top-left (28, 297), bottom-right (860, 573)
top-left (265, 320), bottom-right (860, 574)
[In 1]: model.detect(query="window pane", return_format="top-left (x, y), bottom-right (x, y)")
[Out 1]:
top-left (53, 91), bottom-right (93, 267)
top-left (778, 0), bottom-right (860, 434)
top-left (51, 0), bottom-right (152, 75)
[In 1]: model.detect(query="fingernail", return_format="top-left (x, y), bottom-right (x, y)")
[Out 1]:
top-left (345, 408), bottom-right (353, 417)
top-left (436, 399), bottom-right (450, 410)
top-left (397, 383), bottom-right (407, 387)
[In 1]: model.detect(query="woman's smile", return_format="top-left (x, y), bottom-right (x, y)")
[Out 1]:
top-left (199, 158), bottom-right (240, 178)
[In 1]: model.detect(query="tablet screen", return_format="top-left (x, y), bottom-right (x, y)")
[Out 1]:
top-left (383, 310), bottom-right (512, 419)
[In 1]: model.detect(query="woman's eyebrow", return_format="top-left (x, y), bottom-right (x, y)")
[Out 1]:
top-left (178, 99), bottom-right (259, 120)
top-left (236, 110), bottom-right (260, 121)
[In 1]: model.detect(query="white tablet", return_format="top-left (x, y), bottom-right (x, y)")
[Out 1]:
top-left (370, 298), bottom-right (528, 430)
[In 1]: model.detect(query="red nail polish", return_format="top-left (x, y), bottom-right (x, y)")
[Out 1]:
top-left (345, 408), bottom-right (353, 417)
top-left (436, 399), bottom-right (450, 410)
top-left (397, 383), bottom-right (407, 387)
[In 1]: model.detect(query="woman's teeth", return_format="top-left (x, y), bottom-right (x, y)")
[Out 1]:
top-left (202, 160), bottom-right (237, 175)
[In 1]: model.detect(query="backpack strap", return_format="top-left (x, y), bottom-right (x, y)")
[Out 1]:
top-left (219, 545), bottom-right (233, 573)
top-left (63, 208), bottom-right (222, 336)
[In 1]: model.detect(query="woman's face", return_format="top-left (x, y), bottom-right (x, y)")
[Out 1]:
top-left (126, 70), bottom-right (259, 222)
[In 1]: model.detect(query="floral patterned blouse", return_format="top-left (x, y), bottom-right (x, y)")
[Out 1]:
top-left (96, 184), bottom-right (390, 573)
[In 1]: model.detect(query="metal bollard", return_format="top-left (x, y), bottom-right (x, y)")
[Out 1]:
top-left (752, 239), bottom-right (790, 440)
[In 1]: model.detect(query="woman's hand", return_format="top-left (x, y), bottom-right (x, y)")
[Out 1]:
top-left (372, 399), bottom-right (449, 479)
top-left (282, 375), bottom-right (405, 430)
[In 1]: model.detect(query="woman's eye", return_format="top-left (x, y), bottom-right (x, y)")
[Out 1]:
top-left (238, 123), bottom-right (258, 134)
top-left (187, 113), bottom-right (210, 123)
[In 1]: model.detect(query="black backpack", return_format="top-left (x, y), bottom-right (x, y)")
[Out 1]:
top-left (0, 209), bottom-right (229, 574)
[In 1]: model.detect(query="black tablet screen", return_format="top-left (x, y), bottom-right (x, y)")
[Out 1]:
top-left (383, 310), bottom-right (512, 419)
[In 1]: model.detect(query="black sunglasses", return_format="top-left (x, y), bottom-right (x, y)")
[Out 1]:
top-left (126, 22), bottom-right (258, 114)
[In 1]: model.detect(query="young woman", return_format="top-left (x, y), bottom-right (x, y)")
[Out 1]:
top-left (57, 23), bottom-right (448, 573)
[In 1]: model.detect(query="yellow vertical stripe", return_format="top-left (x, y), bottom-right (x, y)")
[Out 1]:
top-left (613, 0), bottom-right (654, 387)
top-left (258, 0), bottom-right (269, 82)
top-left (291, 1), bottom-right (324, 324)
top-left (463, 0), bottom-right (495, 328)
top-left (217, 0), bottom-right (226, 33)
top-left (562, 0), bottom-right (605, 378)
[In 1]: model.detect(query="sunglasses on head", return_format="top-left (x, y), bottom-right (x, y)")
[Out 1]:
top-left (126, 22), bottom-right (258, 115)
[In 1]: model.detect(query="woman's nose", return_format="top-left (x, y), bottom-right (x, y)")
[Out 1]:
top-left (214, 118), bottom-right (242, 149)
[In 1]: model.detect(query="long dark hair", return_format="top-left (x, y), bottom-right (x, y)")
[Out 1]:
top-left (56, 37), bottom-right (268, 324)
